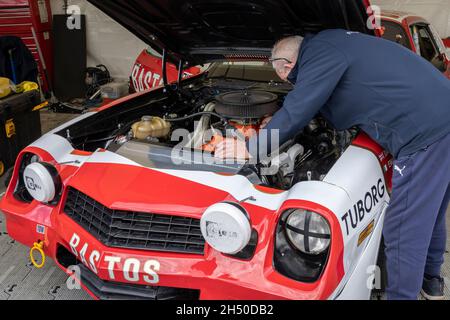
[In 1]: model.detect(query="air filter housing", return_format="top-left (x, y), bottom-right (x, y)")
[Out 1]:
top-left (215, 90), bottom-right (279, 119)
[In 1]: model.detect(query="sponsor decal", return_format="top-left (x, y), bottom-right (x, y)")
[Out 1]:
top-left (25, 176), bottom-right (41, 191)
top-left (131, 63), bottom-right (194, 92)
top-left (205, 221), bottom-right (238, 240)
top-left (341, 179), bottom-right (385, 236)
top-left (69, 233), bottom-right (160, 284)
top-left (358, 220), bottom-right (375, 247)
top-left (131, 63), bottom-right (163, 92)
top-left (36, 224), bottom-right (46, 235)
top-left (378, 150), bottom-right (388, 162)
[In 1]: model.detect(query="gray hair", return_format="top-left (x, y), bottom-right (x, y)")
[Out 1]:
top-left (271, 36), bottom-right (304, 61)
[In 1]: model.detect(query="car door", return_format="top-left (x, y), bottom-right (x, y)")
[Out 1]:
top-left (380, 19), bottom-right (412, 50)
top-left (410, 23), bottom-right (448, 73)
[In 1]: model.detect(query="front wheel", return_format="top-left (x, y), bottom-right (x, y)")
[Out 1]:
top-left (0, 160), bottom-right (4, 177)
top-left (3, 167), bottom-right (13, 189)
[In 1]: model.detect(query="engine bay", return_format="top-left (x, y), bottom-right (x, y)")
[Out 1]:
top-left (120, 90), bottom-right (280, 152)
top-left (60, 79), bottom-right (357, 190)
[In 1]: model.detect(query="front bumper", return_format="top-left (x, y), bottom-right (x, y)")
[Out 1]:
top-left (1, 194), bottom-right (342, 300)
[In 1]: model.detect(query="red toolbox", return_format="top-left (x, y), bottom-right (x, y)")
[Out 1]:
top-left (0, 0), bottom-right (28, 8)
top-left (0, 0), bottom-right (53, 96)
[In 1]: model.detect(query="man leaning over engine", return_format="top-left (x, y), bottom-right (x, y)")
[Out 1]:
top-left (216, 30), bottom-right (450, 300)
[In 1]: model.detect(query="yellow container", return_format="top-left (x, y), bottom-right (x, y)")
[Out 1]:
top-left (0, 77), bottom-right (12, 99)
top-left (132, 116), bottom-right (171, 139)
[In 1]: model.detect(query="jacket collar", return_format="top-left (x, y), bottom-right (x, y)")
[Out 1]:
top-left (287, 33), bottom-right (315, 85)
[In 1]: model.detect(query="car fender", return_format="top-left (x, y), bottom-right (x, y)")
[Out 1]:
top-left (325, 145), bottom-right (390, 296)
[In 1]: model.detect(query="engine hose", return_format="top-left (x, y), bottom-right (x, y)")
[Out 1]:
top-left (164, 111), bottom-right (229, 122)
top-left (185, 102), bottom-right (216, 149)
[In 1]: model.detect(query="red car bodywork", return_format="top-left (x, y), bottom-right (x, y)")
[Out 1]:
top-left (0, 132), bottom-right (391, 300)
top-left (381, 11), bottom-right (450, 79)
top-left (443, 38), bottom-right (450, 49)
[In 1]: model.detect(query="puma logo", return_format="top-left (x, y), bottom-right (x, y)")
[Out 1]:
top-left (394, 165), bottom-right (406, 177)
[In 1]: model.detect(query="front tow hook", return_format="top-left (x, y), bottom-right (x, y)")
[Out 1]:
top-left (30, 241), bottom-right (46, 269)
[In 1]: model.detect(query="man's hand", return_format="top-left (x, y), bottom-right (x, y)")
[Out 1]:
top-left (260, 116), bottom-right (273, 129)
top-left (215, 138), bottom-right (251, 160)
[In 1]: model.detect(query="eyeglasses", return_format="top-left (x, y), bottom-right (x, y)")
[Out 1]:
top-left (268, 57), bottom-right (292, 70)
top-left (268, 57), bottom-right (292, 64)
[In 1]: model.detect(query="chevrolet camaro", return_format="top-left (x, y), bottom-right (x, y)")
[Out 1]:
top-left (0, 0), bottom-right (394, 300)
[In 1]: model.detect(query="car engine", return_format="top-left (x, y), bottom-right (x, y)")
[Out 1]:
top-left (60, 75), bottom-right (357, 191)
top-left (99, 88), bottom-right (357, 190)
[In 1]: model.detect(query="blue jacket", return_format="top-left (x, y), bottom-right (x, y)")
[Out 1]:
top-left (252, 29), bottom-right (450, 159)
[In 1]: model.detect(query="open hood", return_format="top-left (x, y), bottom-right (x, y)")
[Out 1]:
top-left (88, 0), bottom-right (374, 64)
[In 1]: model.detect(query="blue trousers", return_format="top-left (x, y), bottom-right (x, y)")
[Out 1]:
top-left (383, 133), bottom-right (450, 300)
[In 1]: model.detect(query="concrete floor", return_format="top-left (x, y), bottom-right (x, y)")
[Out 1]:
top-left (0, 110), bottom-right (90, 300)
top-left (0, 110), bottom-right (448, 300)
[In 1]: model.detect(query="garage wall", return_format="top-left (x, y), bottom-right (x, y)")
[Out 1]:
top-left (50, 0), bottom-right (147, 81)
top-left (372, 0), bottom-right (450, 38)
top-left (47, 0), bottom-right (449, 82)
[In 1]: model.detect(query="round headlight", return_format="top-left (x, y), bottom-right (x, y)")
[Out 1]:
top-left (23, 162), bottom-right (61, 203)
top-left (285, 209), bottom-right (331, 255)
top-left (200, 202), bottom-right (252, 255)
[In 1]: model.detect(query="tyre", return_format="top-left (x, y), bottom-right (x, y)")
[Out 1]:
top-left (372, 238), bottom-right (388, 299)
top-left (3, 167), bottom-right (13, 189)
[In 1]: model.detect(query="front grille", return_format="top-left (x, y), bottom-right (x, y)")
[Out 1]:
top-left (64, 187), bottom-right (205, 254)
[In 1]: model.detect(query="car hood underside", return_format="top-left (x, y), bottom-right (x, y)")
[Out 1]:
top-left (87, 0), bottom-right (374, 64)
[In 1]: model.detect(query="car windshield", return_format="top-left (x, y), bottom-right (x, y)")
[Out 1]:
top-left (207, 61), bottom-right (284, 83)
top-left (143, 47), bottom-right (285, 84)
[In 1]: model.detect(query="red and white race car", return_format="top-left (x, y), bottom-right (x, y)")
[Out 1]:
top-left (379, 10), bottom-right (450, 79)
top-left (0, 0), bottom-right (394, 300)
